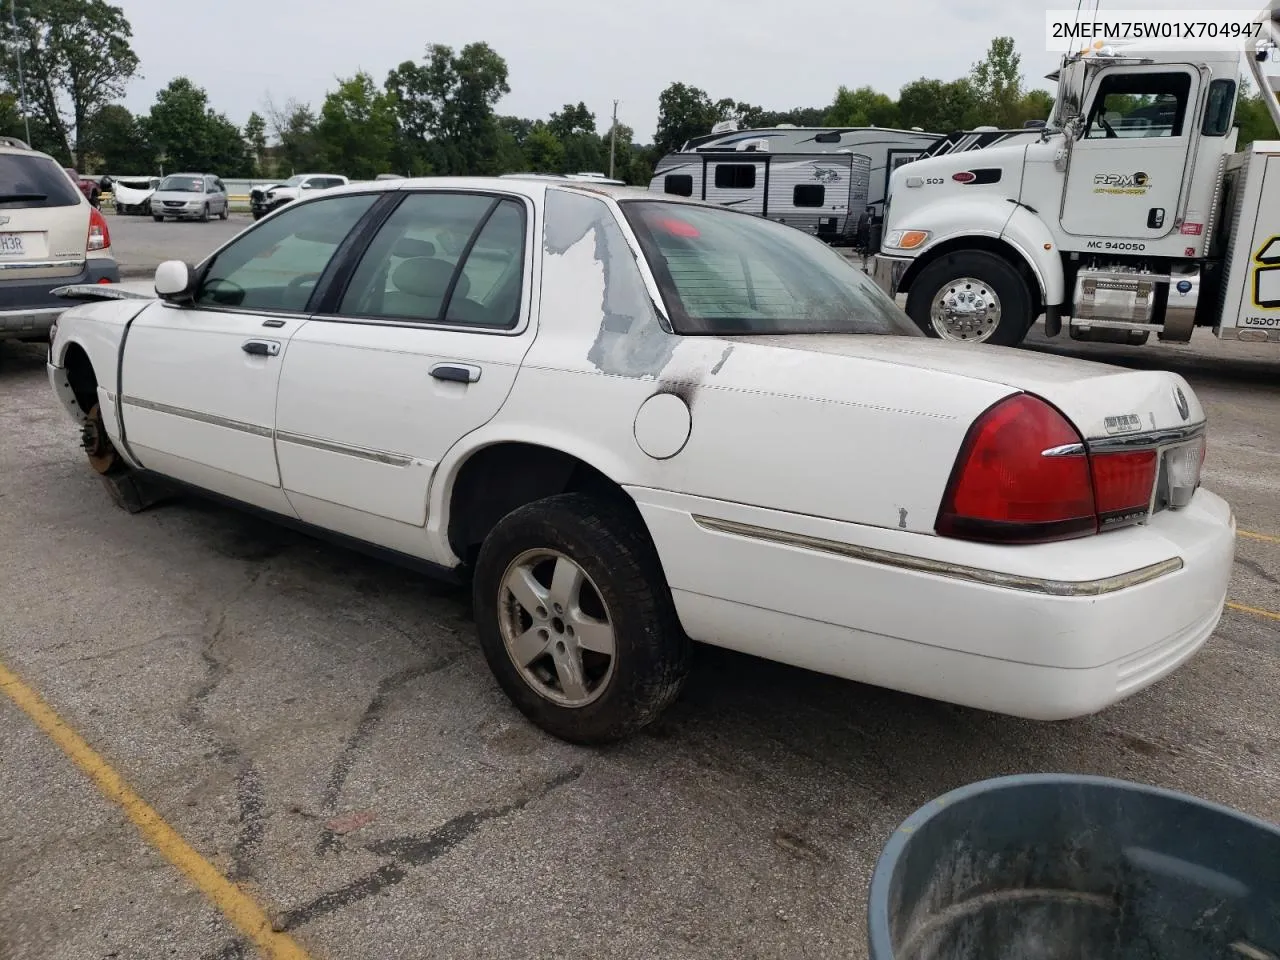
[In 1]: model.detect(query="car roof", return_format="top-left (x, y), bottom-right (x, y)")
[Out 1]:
top-left (0, 142), bottom-right (60, 163)
top-left (324, 175), bottom-right (674, 206)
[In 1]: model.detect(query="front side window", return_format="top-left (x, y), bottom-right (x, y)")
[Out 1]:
top-left (337, 192), bottom-right (527, 328)
top-left (1085, 71), bottom-right (1192, 139)
top-left (620, 200), bottom-right (920, 337)
top-left (196, 192), bottom-right (378, 313)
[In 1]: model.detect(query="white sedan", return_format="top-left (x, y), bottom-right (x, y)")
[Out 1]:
top-left (45, 177), bottom-right (1236, 744)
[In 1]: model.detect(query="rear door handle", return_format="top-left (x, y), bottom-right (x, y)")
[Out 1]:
top-left (430, 363), bottom-right (481, 384)
top-left (242, 340), bottom-right (280, 357)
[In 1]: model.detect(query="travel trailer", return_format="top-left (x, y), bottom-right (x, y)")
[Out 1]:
top-left (649, 124), bottom-right (942, 244)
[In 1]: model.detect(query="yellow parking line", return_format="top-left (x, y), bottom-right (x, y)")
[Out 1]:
top-left (1238, 529), bottom-right (1280, 545)
top-left (1226, 601), bottom-right (1280, 623)
top-left (0, 661), bottom-right (312, 960)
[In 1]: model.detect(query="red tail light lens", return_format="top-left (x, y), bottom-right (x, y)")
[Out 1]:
top-left (1091, 450), bottom-right (1158, 526)
top-left (936, 394), bottom-right (1097, 543)
top-left (937, 394), bottom-right (1178, 543)
top-left (88, 207), bottom-right (110, 251)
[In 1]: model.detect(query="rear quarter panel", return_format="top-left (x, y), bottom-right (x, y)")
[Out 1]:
top-left (428, 186), bottom-right (1014, 552)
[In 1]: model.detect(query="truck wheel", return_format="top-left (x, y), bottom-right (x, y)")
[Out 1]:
top-left (472, 492), bottom-right (690, 745)
top-left (906, 251), bottom-right (1034, 346)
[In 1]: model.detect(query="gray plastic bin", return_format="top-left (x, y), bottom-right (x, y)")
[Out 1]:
top-left (868, 774), bottom-right (1280, 960)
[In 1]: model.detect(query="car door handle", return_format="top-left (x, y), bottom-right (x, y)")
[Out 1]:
top-left (242, 339), bottom-right (280, 357)
top-left (430, 363), bottom-right (481, 384)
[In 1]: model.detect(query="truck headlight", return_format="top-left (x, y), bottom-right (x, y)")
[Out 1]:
top-left (884, 229), bottom-right (930, 250)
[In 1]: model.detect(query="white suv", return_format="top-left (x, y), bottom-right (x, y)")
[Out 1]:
top-left (0, 138), bottom-right (118, 343)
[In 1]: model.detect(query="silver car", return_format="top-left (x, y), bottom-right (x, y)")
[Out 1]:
top-left (150, 173), bottom-right (230, 222)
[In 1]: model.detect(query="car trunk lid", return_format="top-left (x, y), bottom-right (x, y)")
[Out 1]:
top-left (740, 335), bottom-right (1204, 438)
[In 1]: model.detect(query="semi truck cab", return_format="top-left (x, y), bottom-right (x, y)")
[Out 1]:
top-left (871, 5), bottom-right (1280, 350)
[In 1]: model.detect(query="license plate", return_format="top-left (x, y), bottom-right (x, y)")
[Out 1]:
top-left (0, 233), bottom-right (27, 256)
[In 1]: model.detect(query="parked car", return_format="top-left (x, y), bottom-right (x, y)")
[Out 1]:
top-left (111, 176), bottom-right (162, 215)
top-left (250, 173), bottom-right (349, 219)
top-left (63, 168), bottom-right (102, 207)
top-left (150, 173), bottom-right (230, 222)
top-left (45, 177), bottom-right (1235, 744)
top-left (0, 140), bottom-right (117, 344)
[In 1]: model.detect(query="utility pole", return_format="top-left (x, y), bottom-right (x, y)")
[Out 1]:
top-left (9, 0), bottom-right (31, 146)
top-left (608, 99), bottom-right (619, 180)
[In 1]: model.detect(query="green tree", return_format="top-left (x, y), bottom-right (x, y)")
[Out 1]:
top-left (81, 103), bottom-right (152, 172)
top-left (144, 77), bottom-right (250, 175)
top-left (264, 97), bottom-right (322, 174)
top-left (968, 37), bottom-right (1027, 128)
top-left (897, 77), bottom-right (978, 132)
top-left (825, 84), bottom-right (899, 127)
top-left (1235, 80), bottom-right (1279, 149)
top-left (385, 41), bottom-right (510, 175)
top-left (653, 82), bottom-right (729, 155)
top-left (207, 112), bottom-right (251, 177)
top-left (243, 111), bottom-right (267, 174)
top-left (0, 0), bottom-right (140, 167)
top-left (315, 71), bottom-right (396, 178)
top-left (144, 77), bottom-right (209, 172)
top-left (523, 122), bottom-right (563, 172)
top-left (548, 101), bottom-right (595, 139)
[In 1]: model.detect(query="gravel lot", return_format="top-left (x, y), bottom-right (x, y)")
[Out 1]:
top-left (1, 225), bottom-right (1278, 960)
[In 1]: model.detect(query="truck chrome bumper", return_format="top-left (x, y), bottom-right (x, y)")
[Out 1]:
top-left (870, 254), bottom-right (911, 298)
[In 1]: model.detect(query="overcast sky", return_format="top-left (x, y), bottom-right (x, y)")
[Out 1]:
top-left (115, 0), bottom-right (1247, 142)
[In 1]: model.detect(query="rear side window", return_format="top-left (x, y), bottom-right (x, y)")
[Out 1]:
top-left (338, 192), bottom-right (527, 328)
top-left (0, 154), bottom-right (83, 208)
top-left (620, 199), bottom-right (920, 337)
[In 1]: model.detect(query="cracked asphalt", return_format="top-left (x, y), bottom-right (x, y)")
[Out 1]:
top-left (2, 307), bottom-right (1279, 957)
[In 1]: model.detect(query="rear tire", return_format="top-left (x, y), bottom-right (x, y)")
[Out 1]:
top-left (219, 202), bottom-right (229, 220)
top-left (906, 251), bottom-right (1035, 347)
top-left (472, 492), bottom-right (690, 745)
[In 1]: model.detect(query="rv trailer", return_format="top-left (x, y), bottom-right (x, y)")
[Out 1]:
top-left (648, 124), bottom-right (942, 245)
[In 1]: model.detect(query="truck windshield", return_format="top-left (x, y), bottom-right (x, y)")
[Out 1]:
top-left (619, 200), bottom-right (921, 337)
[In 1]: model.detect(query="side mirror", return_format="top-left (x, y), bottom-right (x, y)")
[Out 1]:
top-left (155, 260), bottom-right (196, 304)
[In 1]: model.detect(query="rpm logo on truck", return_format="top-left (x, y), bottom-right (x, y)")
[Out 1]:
top-left (1093, 171), bottom-right (1151, 195)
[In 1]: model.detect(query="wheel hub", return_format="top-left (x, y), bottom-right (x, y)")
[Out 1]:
top-left (82, 404), bottom-right (120, 475)
top-left (930, 278), bottom-right (1002, 342)
top-left (498, 549), bottom-right (616, 708)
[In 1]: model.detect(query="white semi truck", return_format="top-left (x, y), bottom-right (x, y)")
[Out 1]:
top-left (870, 4), bottom-right (1280, 349)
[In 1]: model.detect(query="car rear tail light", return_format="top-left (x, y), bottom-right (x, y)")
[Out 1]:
top-left (936, 394), bottom-right (1097, 543)
top-left (87, 207), bottom-right (110, 251)
top-left (1091, 450), bottom-right (1158, 527)
top-left (937, 394), bottom-right (1193, 544)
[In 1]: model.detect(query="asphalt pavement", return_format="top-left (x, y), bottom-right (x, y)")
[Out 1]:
top-left (106, 211), bottom-right (255, 278)
top-left (0, 225), bottom-right (1278, 960)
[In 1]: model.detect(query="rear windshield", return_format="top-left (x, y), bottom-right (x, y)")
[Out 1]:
top-left (159, 175), bottom-right (204, 192)
top-left (0, 154), bottom-right (83, 208)
top-left (619, 200), bottom-right (920, 336)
